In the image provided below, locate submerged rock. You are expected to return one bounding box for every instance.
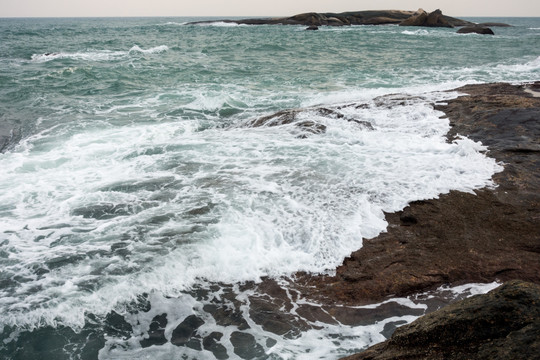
[342,281,540,360]
[0,121,20,153]
[457,26,495,35]
[306,25,319,31]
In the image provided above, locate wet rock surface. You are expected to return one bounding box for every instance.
[243,105,373,137]
[294,82,540,305]
[342,281,540,360]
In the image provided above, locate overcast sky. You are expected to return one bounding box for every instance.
[2,0,540,18]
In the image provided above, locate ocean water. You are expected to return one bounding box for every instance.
[0,16,538,359]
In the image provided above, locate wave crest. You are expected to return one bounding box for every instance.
[31,45,169,63]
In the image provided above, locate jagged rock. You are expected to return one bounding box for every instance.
[140,313,168,348]
[399,8,428,26]
[171,315,205,347]
[424,9,452,27]
[399,9,453,27]
[457,26,495,35]
[341,281,540,360]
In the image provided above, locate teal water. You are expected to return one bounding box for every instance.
[0,17,539,359]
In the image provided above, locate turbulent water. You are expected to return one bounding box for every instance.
[0,16,539,359]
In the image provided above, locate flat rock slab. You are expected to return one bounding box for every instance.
[294,82,540,305]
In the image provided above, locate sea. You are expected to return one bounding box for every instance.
[0,16,538,359]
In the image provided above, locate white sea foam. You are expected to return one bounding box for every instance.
[95,280,501,359]
[194,21,247,27]
[31,50,126,62]
[128,45,169,55]
[401,29,430,36]
[0,87,503,335]
[30,45,169,63]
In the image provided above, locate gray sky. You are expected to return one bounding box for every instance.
[2,0,540,18]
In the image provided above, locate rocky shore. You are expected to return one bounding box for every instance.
[285,81,539,358]
[291,82,540,304]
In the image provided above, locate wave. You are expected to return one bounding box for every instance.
[159,21,188,26]
[194,21,247,27]
[401,29,430,36]
[494,55,540,73]
[128,45,169,55]
[30,50,126,62]
[30,45,169,62]
[0,86,503,334]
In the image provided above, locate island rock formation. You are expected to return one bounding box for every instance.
[188,9,472,27]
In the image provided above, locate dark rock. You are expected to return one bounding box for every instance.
[306,25,319,31]
[0,121,20,153]
[203,303,250,330]
[203,332,228,360]
[457,26,495,35]
[140,313,168,348]
[244,105,373,136]
[341,281,540,360]
[424,9,452,27]
[399,9,453,28]
[171,315,205,346]
[104,311,133,339]
[247,279,312,338]
[229,332,267,359]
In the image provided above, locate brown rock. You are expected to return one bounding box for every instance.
[400,9,453,27]
[398,8,428,26]
[341,281,540,360]
[424,9,452,27]
[295,82,540,305]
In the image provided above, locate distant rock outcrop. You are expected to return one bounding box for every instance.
[341,281,540,360]
[399,9,453,27]
[188,9,473,28]
[457,26,495,35]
